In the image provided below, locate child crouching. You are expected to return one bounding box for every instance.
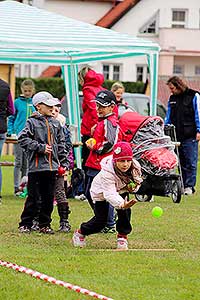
[72,141,143,250]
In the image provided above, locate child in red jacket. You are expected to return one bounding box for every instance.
[85,90,122,232]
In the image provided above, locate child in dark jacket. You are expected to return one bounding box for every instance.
[18,91,68,234]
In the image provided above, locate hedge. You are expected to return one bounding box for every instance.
[15,77,145,99]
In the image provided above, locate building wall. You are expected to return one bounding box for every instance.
[32,0,112,24]
[18,0,200,82]
[112,0,200,80]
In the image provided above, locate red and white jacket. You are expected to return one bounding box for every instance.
[85,113,122,170]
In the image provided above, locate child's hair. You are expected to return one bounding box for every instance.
[111,81,125,93]
[21,79,35,90]
[78,66,92,83]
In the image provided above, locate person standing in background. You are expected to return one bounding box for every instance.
[78,66,105,173]
[165,76,200,195]
[7,79,35,195]
[0,78,15,202]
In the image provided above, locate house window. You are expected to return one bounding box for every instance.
[103,64,121,80]
[15,64,21,77]
[24,64,31,77]
[34,65,39,77]
[139,11,158,34]
[136,66,144,82]
[195,66,200,75]
[103,65,110,80]
[173,64,184,75]
[113,65,120,81]
[172,10,187,28]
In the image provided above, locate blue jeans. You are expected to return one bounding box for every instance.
[179,138,199,189]
[0,133,6,195]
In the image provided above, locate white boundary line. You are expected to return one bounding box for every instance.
[0,260,113,300]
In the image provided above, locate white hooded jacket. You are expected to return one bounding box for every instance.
[90,155,142,209]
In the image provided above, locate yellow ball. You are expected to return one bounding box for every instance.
[86,138,96,147]
[152,206,163,218]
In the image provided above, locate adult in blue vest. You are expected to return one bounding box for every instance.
[165,76,200,195]
[0,78,15,201]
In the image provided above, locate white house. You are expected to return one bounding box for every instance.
[16,0,200,84]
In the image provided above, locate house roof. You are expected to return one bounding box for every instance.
[40,66,61,78]
[96,0,140,28]
[40,0,141,77]
[0,1,159,65]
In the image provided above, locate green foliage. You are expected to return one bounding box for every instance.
[15,77,65,99]
[15,78,145,99]
[103,80,145,93]
[0,158,200,300]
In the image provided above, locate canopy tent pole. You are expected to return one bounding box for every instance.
[62,64,82,168]
[147,52,159,116]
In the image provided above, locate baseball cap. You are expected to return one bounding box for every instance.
[113,142,133,161]
[95,90,116,107]
[32,91,61,107]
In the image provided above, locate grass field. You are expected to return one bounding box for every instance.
[0,156,200,300]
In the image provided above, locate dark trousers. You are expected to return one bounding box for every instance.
[55,175,70,223]
[81,135,91,172]
[80,193,132,236]
[19,171,56,228]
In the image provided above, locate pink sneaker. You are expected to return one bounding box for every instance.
[72,230,86,247]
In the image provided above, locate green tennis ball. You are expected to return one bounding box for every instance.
[152,206,163,218]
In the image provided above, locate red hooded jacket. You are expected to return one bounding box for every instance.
[80,69,105,136]
[85,113,122,170]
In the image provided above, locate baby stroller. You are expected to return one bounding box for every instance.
[119,108,182,203]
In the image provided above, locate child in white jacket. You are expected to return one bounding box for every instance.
[72,141,143,250]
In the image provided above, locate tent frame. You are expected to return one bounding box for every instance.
[0,0,160,167]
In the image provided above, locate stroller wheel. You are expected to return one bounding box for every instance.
[171,179,182,203]
[135,194,153,202]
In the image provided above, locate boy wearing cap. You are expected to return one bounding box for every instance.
[18,91,68,234]
[84,90,122,231]
[72,141,143,250]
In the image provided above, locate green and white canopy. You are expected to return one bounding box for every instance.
[0,0,160,166]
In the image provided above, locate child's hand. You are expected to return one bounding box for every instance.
[45,144,52,154]
[120,197,137,209]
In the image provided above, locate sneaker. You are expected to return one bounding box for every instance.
[39,226,54,234]
[75,194,87,201]
[0,196,2,205]
[184,187,193,195]
[101,226,116,234]
[58,221,71,233]
[117,237,128,250]
[72,230,86,247]
[31,220,40,231]
[19,226,31,233]
[14,187,22,196]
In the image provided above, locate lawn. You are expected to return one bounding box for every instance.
[0,156,200,300]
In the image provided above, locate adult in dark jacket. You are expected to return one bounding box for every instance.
[165,76,200,195]
[0,78,14,200]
